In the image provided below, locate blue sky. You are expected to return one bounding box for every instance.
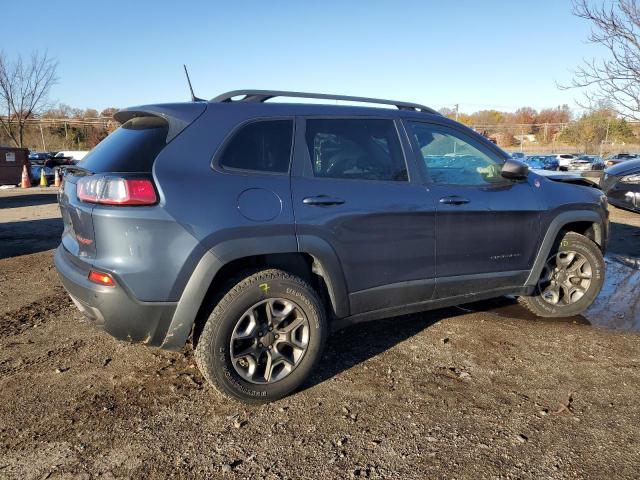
[5,1,602,113]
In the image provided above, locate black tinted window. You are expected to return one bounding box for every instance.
[305,119,407,181]
[219,120,293,173]
[80,116,168,173]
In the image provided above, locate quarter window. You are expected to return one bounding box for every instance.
[305,119,408,181]
[409,122,505,186]
[219,120,293,173]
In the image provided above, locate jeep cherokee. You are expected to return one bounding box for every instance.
[55,90,608,403]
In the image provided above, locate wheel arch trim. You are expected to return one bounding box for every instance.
[525,210,604,287]
[160,235,349,350]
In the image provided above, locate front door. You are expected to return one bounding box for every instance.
[291,117,437,315]
[405,120,542,298]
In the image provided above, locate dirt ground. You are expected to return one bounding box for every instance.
[1,187,639,479]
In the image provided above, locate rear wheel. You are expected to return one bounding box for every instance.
[195,269,327,403]
[518,231,605,317]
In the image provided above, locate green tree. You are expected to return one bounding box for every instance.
[558,109,636,152]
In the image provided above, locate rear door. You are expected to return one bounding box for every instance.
[291,117,436,316]
[404,120,542,298]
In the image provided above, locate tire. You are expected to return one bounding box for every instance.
[195,269,327,403]
[518,231,605,318]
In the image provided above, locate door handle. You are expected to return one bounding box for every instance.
[439,196,470,205]
[303,195,345,206]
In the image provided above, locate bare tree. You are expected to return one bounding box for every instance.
[563,0,640,120]
[0,51,58,147]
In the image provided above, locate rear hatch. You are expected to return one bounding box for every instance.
[58,103,206,260]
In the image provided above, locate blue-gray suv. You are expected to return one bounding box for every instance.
[55,90,609,403]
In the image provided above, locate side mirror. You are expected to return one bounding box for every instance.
[501,158,529,180]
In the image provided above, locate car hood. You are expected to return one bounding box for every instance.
[605,158,640,176]
[534,170,600,188]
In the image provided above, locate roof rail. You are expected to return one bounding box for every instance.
[210,89,440,114]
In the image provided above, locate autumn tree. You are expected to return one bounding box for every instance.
[100,107,118,117]
[558,108,635,152]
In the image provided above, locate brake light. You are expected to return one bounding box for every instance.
[77,176,157,205]
[88,270,115,287]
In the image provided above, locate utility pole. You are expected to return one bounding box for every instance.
[39,124,46,151]
[601,117,611,157]
[453,104,459,155]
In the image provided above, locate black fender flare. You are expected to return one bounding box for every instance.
[297,234,350,319]
[525,210,605,287]
[160,235,349,350]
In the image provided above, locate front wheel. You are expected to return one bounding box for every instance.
[195,269,327,403]
[518,231,605,317]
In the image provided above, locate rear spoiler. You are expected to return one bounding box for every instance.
[114,102,207,142]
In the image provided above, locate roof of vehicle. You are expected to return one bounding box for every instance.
[204,99,447,119]
[117,95,510,159]
[606,157,640,175]
[210,89,440,114]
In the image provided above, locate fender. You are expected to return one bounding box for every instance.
[160,234,350,350]
[525,210,604,287]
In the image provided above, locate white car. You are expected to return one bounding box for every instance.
[54,150,89,162]
[555,154,576,170]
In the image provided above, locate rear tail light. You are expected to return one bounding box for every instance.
[88,270,115,287]
[77,175,157,205]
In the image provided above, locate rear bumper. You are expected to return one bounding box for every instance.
[54,245,177,346]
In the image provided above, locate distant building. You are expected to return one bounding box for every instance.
[514,134,537,143]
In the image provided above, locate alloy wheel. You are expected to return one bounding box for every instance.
[229,298,310,384]
[538,250,593,306]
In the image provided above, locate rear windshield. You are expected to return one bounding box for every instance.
[79,116,169,173]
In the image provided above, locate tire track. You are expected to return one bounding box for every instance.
[0,286,73,336]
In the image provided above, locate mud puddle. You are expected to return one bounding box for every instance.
[461,255,640,331]
[584,255,640,330]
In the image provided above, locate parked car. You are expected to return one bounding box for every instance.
[569,155,605,172]
[601,158,640,212]
[522,156,545,170]
[54,150,89,163]
[605,153,638,168]
[543,155,560,171]
[555,154,577,170]
[525,155,559,171]
[28,151,53,162]
[29,160,56,184]
[55,90,609,403]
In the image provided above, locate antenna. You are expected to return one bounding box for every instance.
[183,65,204,102]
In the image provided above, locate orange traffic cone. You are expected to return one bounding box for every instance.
[39,167,48,187]
[21,165,31,188]
[54,168,61,188]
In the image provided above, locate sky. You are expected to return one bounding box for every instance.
[4,0,604,114]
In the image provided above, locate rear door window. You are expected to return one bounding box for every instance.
[305,119,408,181]
[80,116,169,173]
[218,120,293,173]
